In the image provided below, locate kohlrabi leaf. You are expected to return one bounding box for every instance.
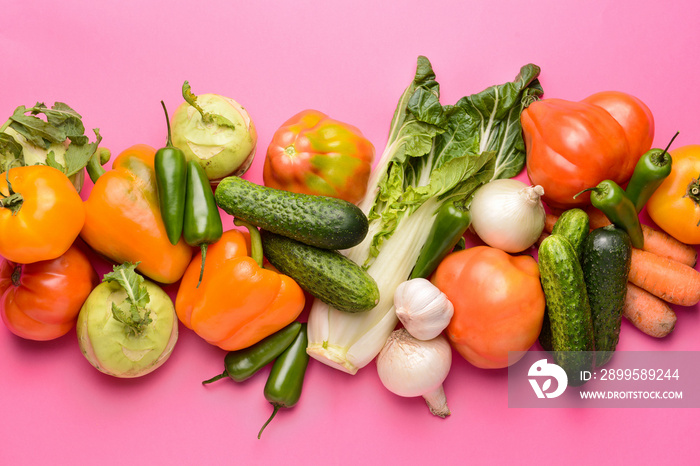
[63,128,103,176]
[1,102,105,181]
[182,81,236,129]
[45,151,65,172]
[103,262,152,336]
[0,133,23,166]
[9,109,66,148]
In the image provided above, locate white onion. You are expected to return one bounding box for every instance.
[470,178,546,252]
[376,328,452,417]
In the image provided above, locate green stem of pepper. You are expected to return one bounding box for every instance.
[183,160,223,287]
[410,200,471,279]
[155,101,188,245]
[202,322,302,384]
[234,218,264,267]
[258,323,310,439]
[625,131,679,213]
[575,180,644,249]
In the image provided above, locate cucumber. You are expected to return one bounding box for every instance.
[538,208,590,352]
[581,225,632,367]
[215,176,369,250]
[260,230,379,313]
[538,234,595,386]
[551,208,590,258]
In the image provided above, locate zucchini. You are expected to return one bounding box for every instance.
[581,225,632,367]
[538,208,590,352]
[538,234,595,386]
[215,176,369,250]
[260,230,379,313]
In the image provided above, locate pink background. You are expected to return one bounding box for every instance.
[2,1,699,464]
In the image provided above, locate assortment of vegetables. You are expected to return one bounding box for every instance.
[3,55,700,435]
[307,57,544,374]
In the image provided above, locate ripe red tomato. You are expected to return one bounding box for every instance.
[0,244,98,341]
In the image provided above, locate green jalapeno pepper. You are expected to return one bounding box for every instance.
[410,200,471,279]
[183,160,223,287]
[154,101,188,245]
[575,180,644,249]
[258,323,309,439]
[202,321,302,384]
[625,131,678,213]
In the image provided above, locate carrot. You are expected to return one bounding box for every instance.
[628,248,700,306]
[545,212,697,267]
[544,213,558,233]
[640,224,697,267]
[583,205,611,229]
[622,283,676,338]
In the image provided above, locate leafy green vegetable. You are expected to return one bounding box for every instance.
[307,56,543,374]
[0,101,105,180]
[103,262,153,336]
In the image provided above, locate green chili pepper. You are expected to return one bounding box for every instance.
[410,200,471,279]
[202,322,302,384]
[625,131,678,213]
[154,101,188,245]
[575,180,644,249]
[183,160,223,287]
[258,323,310,439]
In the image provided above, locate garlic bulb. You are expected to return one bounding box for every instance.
[470,178,546,253]
[376,328,452,418]
[394,278,454,340]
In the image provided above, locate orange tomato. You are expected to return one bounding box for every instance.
[1,244,98,340]
[175,229,305,351]
[522,92,654,209]
[647,145,700,244]
[0,165,85,264]
[80,144,193,284]
[431,246,545,369]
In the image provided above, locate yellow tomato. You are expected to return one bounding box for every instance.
[647,145,700,244]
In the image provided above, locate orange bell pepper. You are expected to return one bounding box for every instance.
[263,109,374,204]
[175,227,305,351]
[80,144,193,284]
